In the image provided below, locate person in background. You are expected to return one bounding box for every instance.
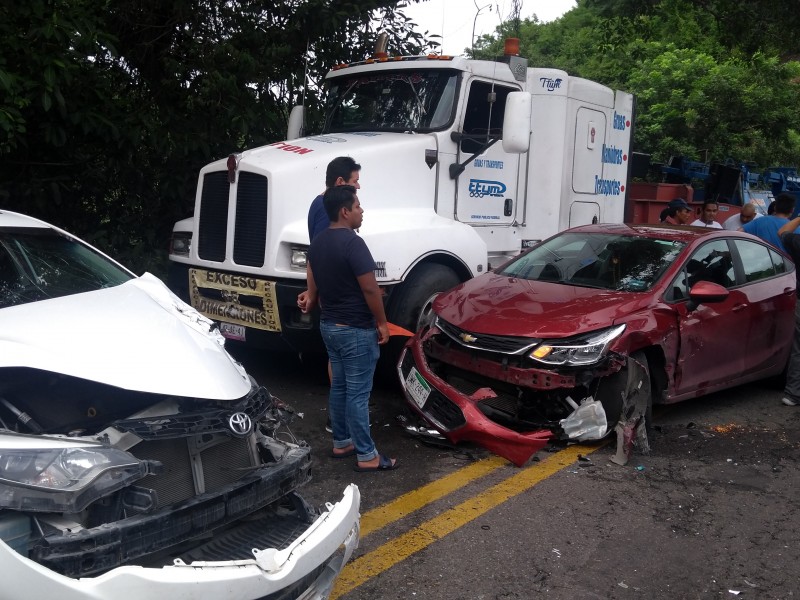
[775,213,800,406]
[742,192,795,252]
[659,198,694,225]
[722,202,760,231]
[300,185,397,471]
[690,200,722,228]
[308,156,361,240]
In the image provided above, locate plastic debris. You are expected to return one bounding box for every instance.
[560,396,607,440]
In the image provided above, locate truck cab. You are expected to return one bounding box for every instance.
[167,42,634,356]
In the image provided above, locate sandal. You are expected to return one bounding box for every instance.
[353,454,399,472]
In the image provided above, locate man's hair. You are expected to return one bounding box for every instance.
[774,192,796,216]
[702,200,718,210]
[323,185,357,222]
[325,156,361,188]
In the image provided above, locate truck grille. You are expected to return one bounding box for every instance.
[233,172,268,267]
[197,170,269,266]
[198,171,230,261]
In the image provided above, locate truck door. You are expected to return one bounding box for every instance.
[569,107,606,227]
[455,80,520,226]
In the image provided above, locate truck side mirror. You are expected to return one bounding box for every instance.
[287,105,305,140]
[502,92,531,153]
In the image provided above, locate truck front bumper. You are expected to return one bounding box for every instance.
[0,484,360,600]
[167,262,325,353]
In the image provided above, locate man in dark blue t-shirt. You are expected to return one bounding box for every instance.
[307,156,361,241]
[301,157,361,433]
[299,185,397,472]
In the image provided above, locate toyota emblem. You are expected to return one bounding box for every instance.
[228,412,253,437]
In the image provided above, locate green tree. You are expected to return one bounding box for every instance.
[473,0,800,167]
[0,0,434,273]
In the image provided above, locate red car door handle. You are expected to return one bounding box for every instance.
[785,288,795,296]
[732,304,747,312]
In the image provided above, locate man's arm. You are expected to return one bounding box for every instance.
[778,216,800,237]
[297,263,319,314]
[356,271,389,344]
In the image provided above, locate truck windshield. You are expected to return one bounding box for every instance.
[323,69,459,133]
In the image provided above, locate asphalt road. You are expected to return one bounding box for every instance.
[229,345,800,600]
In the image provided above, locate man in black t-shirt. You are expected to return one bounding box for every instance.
[299,186,398,471]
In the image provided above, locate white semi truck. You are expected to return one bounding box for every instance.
[167,39,635,357]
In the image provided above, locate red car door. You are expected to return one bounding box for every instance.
[730,239,795,378]
[670,239,744,397]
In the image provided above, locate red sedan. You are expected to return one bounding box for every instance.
[398,224,796,466]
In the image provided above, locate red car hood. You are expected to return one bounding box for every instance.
[433,273,645,338]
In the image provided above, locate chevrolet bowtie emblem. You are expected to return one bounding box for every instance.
[459,333,478,343]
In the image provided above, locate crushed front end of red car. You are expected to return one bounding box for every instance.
[398,319,639,467]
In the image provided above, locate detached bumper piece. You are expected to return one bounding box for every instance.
[0,484,361,600]
[399,344,553,467]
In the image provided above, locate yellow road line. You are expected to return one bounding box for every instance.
[359,454,508,538]
[332,444,599,598]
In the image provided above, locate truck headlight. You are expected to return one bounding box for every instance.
[169,232,192,257]
[0,439,151,513]
[291,247,308,270]
[529,324,626,366]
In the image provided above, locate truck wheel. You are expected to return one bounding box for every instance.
[387,264,461,333]
[376,264,461,386]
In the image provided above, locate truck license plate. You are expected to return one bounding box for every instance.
[405,367,431,409]
[219,322,246,341]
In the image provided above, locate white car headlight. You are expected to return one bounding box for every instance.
[0,436,152,513]
[529,324,626,366]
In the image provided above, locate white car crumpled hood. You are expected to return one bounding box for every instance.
[0,273,251,400]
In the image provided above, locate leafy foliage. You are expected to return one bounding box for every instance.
[0,0,434,273]
[474,0,800,167]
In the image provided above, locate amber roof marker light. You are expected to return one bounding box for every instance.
[504,37,520,56]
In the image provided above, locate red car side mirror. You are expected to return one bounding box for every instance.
[687,280,729,311]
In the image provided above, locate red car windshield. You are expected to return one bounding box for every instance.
[498,232,686,291]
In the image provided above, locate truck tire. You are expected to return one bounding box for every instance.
[376,264,461,385]
[387,263,461,333]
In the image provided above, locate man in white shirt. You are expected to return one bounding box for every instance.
[691,200,723,228]
[722,202,760,230]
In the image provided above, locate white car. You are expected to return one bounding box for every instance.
[0,209,359,599]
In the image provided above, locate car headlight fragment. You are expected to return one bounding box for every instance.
[529,324,626,366]
[0,436,151,513]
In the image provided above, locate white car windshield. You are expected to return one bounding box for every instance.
[0,228,132,308]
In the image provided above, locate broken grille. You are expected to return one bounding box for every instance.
[436,316,539,355]
[130,435,255,508]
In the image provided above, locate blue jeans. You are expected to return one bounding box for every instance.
[320,321,380,462]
